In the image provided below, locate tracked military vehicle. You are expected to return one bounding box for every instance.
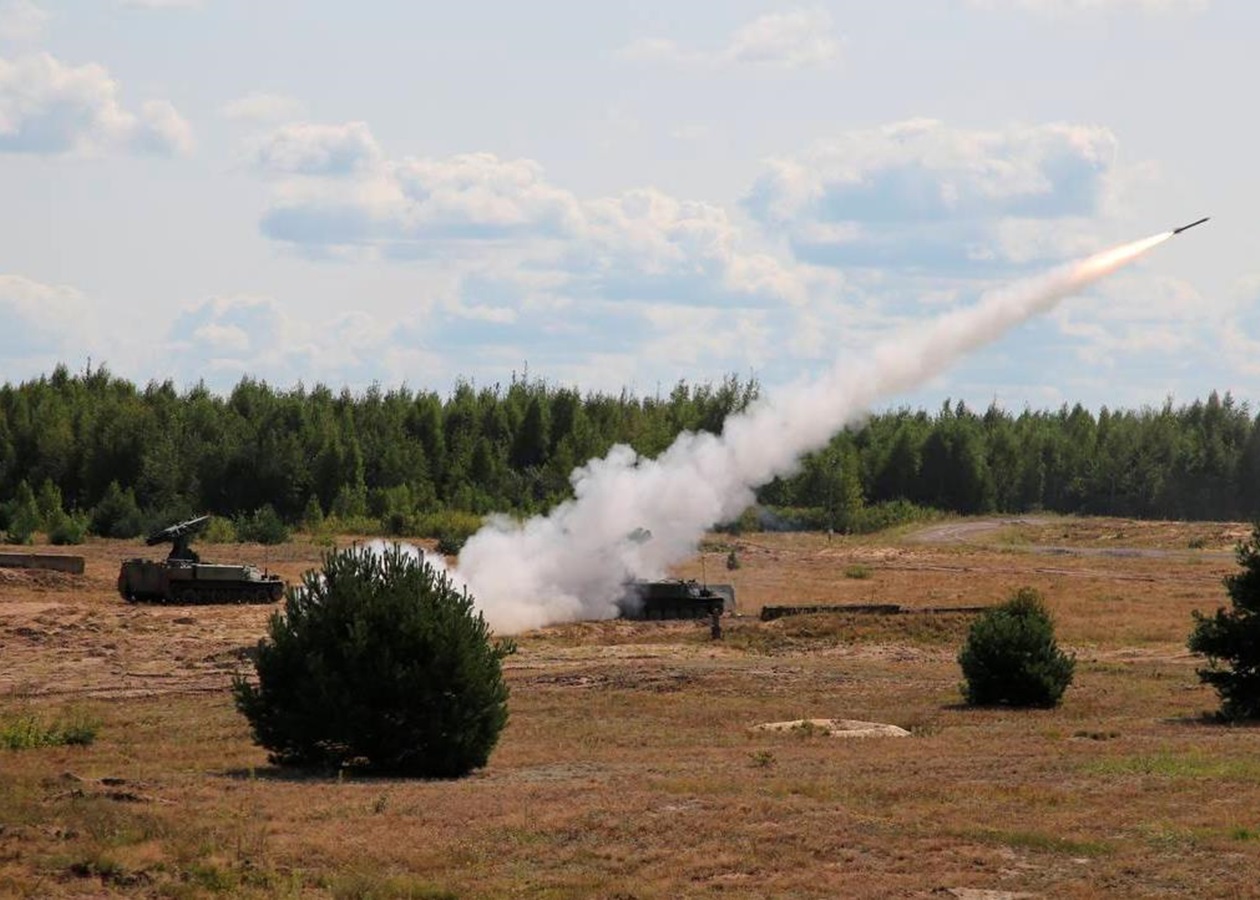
[117,515,285,605]
[617,579,734,620]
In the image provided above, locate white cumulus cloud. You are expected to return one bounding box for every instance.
[255,121,812,310]
[0,273,87,324]
[0,274,98,377]
[253,120,379,174]
[620,7,841,69]
[260,141,581,244]
[0,52,192,156]
[1214,276,1260,378]
[241,114,1191,398]
[0,0,46,43]
[135,98,194,155]
[745,118,1123,270]
[578,187,809,304]
[167,294,438,388]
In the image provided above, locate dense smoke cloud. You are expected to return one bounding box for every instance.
[453,233,1172,633]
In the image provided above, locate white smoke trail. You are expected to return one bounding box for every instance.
[456,231,1173,633]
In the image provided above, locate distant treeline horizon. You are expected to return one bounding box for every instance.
[2,364,1258,542]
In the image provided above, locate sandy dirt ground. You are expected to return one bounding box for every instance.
[3,518,1258,899]
[0,518,1241,701]
[0,539,319,700]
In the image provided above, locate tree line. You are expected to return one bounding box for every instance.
[1,363,1257,542]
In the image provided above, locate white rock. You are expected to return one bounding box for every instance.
[752,718,911,738]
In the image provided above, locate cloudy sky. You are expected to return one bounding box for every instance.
[0,0,1252,412]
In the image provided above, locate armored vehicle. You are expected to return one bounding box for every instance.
[117,515,285,605]
[618,579,735,620]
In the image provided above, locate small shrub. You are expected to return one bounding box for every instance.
[301,495,326,532]
[715,506,763,535]
[89,481,144,539]
[3,511,37,545]
[412,510,483,542]
[0,713,47,749]
[140,501,195,536]
[323,513,382,536]
[726,549,741,570]
[331,483,368,520]
[958,587,1075,707]
[434,532,466,556]
[34,479,63,524]
[67,853,130,886]
[201,516,237,544]
[4,481,39,544]
[382,509,414,537]
[47,510,89,545]
[843,564,872,579]
[234,544,512,777]
[749,749,776,768]
[1189,523,1260,720]
[234,505,290,545]
[0,710,99,750]
[750,506,826,532]
[328,872,457,900]
[846,500,941,535]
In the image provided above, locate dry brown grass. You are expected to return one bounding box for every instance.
[2,520,1259,898]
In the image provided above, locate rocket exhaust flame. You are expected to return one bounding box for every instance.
[453,232,1179,633]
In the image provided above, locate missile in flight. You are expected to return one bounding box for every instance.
[1172,217,1210,235]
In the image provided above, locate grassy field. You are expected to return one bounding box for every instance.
[2,517,1259,898]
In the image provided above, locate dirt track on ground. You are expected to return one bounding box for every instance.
[907,515,1240,561]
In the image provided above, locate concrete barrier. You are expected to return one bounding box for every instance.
[0,552,86,575]
[760,603,990,621]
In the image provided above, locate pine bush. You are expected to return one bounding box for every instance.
[3,481,39,544]
[233,504,290,545]
[1188,524,1260,720]
[300,495,325,532]
[234,544,511,777]
[958,587,1075,707]
[47,510,89,545]
[88,481,144,539]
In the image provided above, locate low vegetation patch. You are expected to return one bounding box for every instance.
[724,611,972,654]
[1084,751,1260,781]
[846,500,942,535]
[0,709,98,750]
[325,871,458,900]
[971,827,1112,857]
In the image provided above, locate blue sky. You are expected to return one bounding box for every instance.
[0,0,1252,412]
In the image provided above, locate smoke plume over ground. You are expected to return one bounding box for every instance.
[452,232,1173,633]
